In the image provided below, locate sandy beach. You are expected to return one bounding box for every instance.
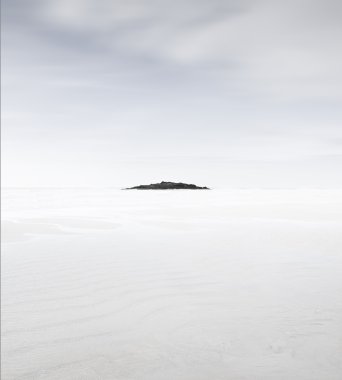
[2,188,342,379]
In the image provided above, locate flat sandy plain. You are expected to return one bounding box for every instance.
[2,188,342,380]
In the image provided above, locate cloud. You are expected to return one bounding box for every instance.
[4,0,340,100]
[2,0,342,186]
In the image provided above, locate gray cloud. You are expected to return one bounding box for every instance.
[2,0,342,187]
[6,0,341,98]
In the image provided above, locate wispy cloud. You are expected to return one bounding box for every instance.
[2,0,342,186]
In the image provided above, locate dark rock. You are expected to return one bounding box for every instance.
[124,181,210,190]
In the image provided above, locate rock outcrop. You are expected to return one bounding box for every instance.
[124,181,210,190]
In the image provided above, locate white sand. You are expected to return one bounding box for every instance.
[2,188,342,380]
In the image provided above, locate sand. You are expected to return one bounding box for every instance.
[2,188,342,380]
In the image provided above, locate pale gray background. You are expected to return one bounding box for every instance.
[2,0,342,188]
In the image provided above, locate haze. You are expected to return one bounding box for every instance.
[2,0,342,188]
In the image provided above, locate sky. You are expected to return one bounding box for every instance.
[2,0,342,188]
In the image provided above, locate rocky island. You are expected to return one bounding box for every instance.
[124,181,210,190]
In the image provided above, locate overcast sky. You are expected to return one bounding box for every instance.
[2,0,342,188]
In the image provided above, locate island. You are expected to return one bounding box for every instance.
[124,181,210,190]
